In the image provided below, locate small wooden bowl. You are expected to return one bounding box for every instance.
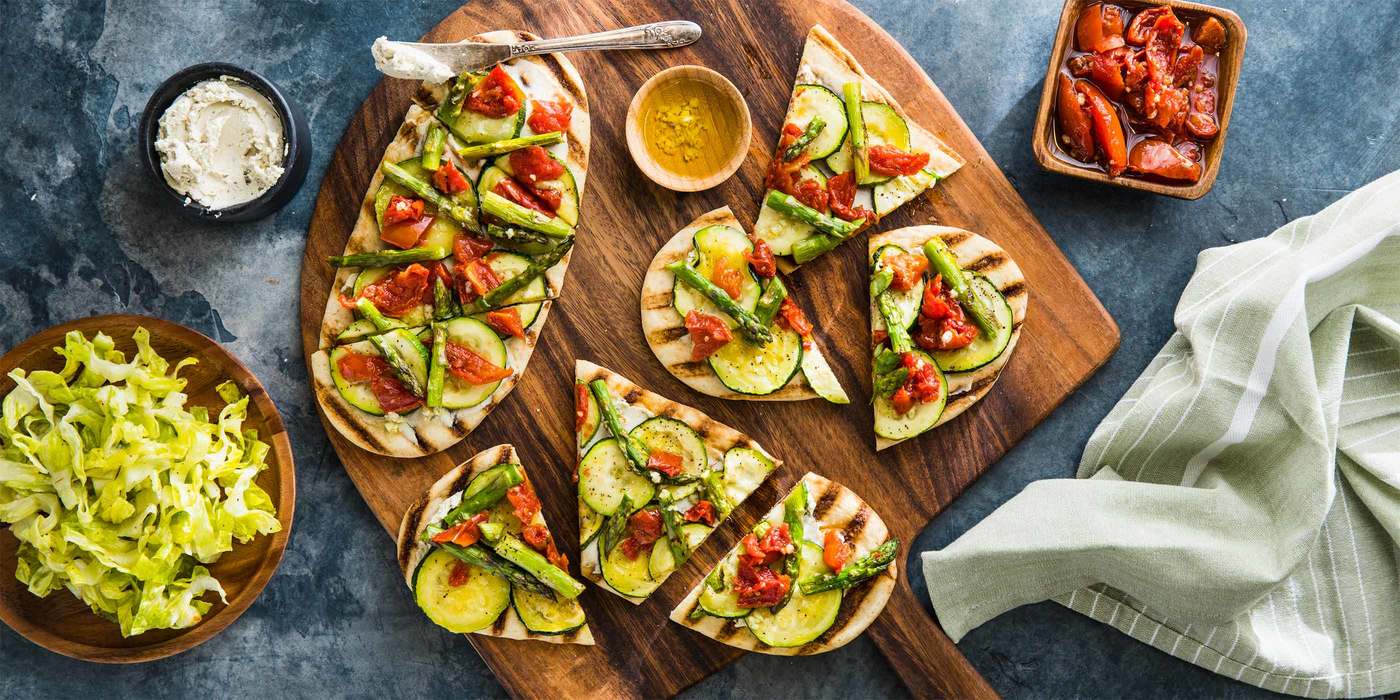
[1031,0,1247,199]
[0,315,295,663]
[625,65,752,192]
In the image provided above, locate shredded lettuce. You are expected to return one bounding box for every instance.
[0,328,281,637]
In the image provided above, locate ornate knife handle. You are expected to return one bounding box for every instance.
[507,21,702,57]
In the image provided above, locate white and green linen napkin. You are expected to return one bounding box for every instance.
[922,170,1400,698]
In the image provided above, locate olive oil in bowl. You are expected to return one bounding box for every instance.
[626,66,751,192]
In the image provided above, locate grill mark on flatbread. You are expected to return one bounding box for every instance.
[642,291,674,311]
[623,388,643,404]
[491,609,510,634]
[398,497,428,571]
[317,382,391,453]
[841,506,870,541]
[718,619,745,640]
[812,482,841,521]
[649,327,689,345]
[671,360,711,377]
[966,254,1007,272]
[938,231,972,247]
[1001,281,1026,299]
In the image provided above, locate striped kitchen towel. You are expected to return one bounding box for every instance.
[921,170,1400,698]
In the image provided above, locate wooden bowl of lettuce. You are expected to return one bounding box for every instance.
[0,315,295,663]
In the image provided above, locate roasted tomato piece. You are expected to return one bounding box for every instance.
[903,352,942,403]
[454,233,493,263]
[793,177,829,212]
[1125,6,1172,45]
[646,450,684,477]
[336,351,385,383]
[915,274,978,352]
[684,310,733,361]
[1088,48,1130,101]
[745,238,777,279]
[1075,2,1125,53]
[508,145,566,185]
[884,251,929,292]
[710,257,745,300]
[684,500,718,526]
[380,215,434,250]
[1067,54,1095,78]
[526,99,573,134]
[521,523,549,550]
[492,178,554,216]
[371,372,422,413]
[1144,12,1186,83]
[455,258,502,302]
[867,145,931,177]
[484,308,526,338]
[432,512,491,547]
[432,161,470,195]
[384,195,424,225]
[362,263,431,316]
[1192,16,1227,51]
[890,386,915,415]
[776,297,813,337]
[444,341,512,384]
[823,529,854,572]
[507,482,541,524]
[1172,45,1203,87]
[827,172,874,223]
[574,382,590,431]
[1076,81,1127,176]
[734,557,790,608]
[1056,75,1096,162]
[1128,139,1202,182]
[448,561,471,587]
[1185,112,1218,139]
[620,508,664,559]
[465,65,523,118]
[1144,80,1189,131]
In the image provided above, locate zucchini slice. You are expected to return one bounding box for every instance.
[785,84,848,159]
[707,325,803,396]
[576,380,600,448]
[873,167,938,217]
[578,438,656,516]
[744,542,841,647]
[629,417,710,480]
[801,345,851,405]
[601,539,660,599]
[327,344,385,416]
[413,548,510,633]
[354,267,430,327]
[374,158,475,250]
[752,166,827,257]
[438,316,510,409]
[672,224,763,326]
[495,153,581,227]
[928,275,1014,373]
[722,447,777,504]
[579,503,603,547]
[872,349,948,440]
[647,522,712,579]
[468,251,546,332]
[826,101,911,185]
[872,245,925,333]
[511,587,587,635]
[697,552,749,618]
[436,75,525,144]
[335,318,423,344]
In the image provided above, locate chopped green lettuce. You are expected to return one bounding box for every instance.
[0,328,280,637]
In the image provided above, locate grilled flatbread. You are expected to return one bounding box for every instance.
[574,360,781,604]
[753,25,964,270]
[868,225,1028,450]
[670,472,895,655]
[310,30,589,457]
[397,443,594,645]
[639,206,849,403]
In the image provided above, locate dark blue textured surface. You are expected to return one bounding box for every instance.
[1,1,1395,698]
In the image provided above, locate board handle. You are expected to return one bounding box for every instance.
[868,579,998,699]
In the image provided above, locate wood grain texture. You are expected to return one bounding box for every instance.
[0,314,296,663]
[298,1,1119,697]
[1031,0,1248,199]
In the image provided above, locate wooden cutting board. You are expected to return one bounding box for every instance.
[298,1,1119,698]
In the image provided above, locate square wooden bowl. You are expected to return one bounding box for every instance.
[1031,0,1247,199]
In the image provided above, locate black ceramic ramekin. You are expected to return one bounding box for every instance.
[138,63,310,223]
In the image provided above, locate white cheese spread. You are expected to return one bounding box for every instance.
[372,36,455,84]
[155,76,285,209]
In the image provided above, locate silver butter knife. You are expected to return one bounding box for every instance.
[374,21,702,81]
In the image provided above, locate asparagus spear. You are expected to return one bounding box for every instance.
[658,494,691,565]
[870,267,893,299]
[438,542,553,596]
[426,322,447,408]
[665,262,773,345]
[432,277,459,321]
[422,463,524,533]
[484,223,564,255]
[588,380,652,476]
[783,118,825,161]
[843,82,870,185]
[772,481,808,612]
[381,161,476,229]
[764,190,862,239]
[922,238,1001,337]
[753,277,789,327]
[480,191,573,239]
[421,124,446,171]
[798,539,899,595]
[441,72,476,119]
[328,245,450,268]
[877,292,913,353]
[452,131,564,161]
[369,329,428,397]
[873,348,902,375]
[701,471,734,520]
[355,297,398,332]
[478,523,586,599]
[599,495,633,556]
[872,367,909,399]
[461,239,572,314]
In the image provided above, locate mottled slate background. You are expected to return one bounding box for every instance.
[1,1,1396,698]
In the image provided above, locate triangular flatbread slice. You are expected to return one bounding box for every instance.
[867,226,1028,450]
[574,360,781,604]
[310,30,589,457]
[670,472,896,655]
[640,206,850,403]
[397,444,594,645]
[753,25,964,270]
